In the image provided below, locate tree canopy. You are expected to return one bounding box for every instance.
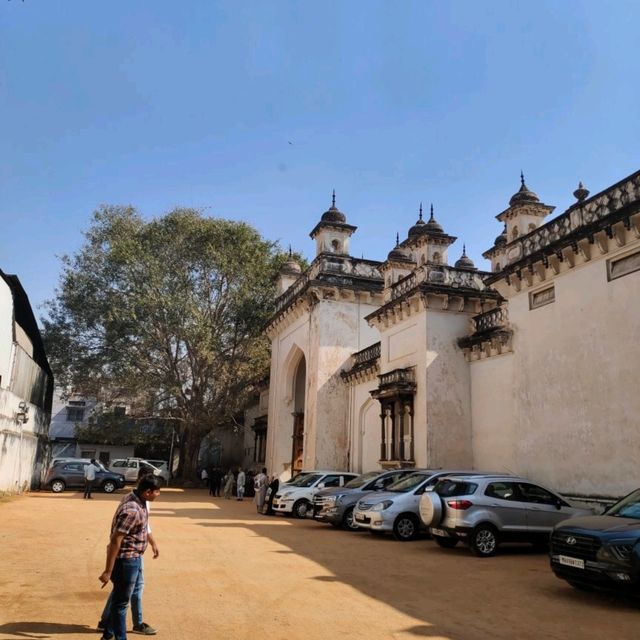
[44,205,299,477]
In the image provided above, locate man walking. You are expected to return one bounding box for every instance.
[84,459,99,499]
[99,474,162,640]
[236,467,246,501]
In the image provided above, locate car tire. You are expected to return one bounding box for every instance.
[342,507,360,531]
[393,514,420,541]
[419,492,444,527]
[469,524,499,557]
[434,535,459,549]
[102,480,117,494]
[293,499,311,519]
[50,479,66,493]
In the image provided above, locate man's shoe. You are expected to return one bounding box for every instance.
[132,622,157,635]
[97,620,105,631]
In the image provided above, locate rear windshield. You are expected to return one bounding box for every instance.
[344,472,380,489]
[387,473,429,493]
[606,489,640,520]
[434,479,478,497]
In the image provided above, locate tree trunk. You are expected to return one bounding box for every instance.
[176,425,205,481]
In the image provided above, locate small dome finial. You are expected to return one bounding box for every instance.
[419,202,423,221]
[288,244,293,257]
[332,190,336,208]
[462,243,467,256]
[396,232,400,246]
[573,181,590,202]
[520,171,525,187]
[430,203,434,220]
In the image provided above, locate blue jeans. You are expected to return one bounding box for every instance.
[102,557,143,640]
[100,558,144,628]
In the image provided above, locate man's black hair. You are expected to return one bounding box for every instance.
[137,474,162,493]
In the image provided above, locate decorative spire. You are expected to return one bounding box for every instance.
[396,232,400,246]
[332,189,336,208]
[573,181,590,202]
[520,171,526,187]
[288,244,292,257]
[419,202,423,221]
[429,203,435,220]
[462,244,467,256]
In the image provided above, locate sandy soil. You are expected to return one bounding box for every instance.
[0,488,637,640]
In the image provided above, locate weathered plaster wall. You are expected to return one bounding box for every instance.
[0,389,49,492]
[347,382,379,473]
[424,311,473,469]
[265,313,309,481]
[504,244,640,496]
[469,353,516,473]
[309,298,379,471]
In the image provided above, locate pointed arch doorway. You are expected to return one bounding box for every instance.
[291,355,306,474]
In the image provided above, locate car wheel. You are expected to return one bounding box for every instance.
[419,492,444,527]
[50,479,66,493]
[469,524,498,557]
[393,514,419,541]
[102,480,117,493]
[293,499,311,519]
[342,507,360,531]
[434,535,459,549]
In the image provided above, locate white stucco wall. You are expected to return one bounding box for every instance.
[469,353,516,473]
[494,244,640,496]
[424,311,474,469]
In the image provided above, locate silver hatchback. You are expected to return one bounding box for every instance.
[420,474,592,557]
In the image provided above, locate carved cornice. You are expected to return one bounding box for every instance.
[341,342,381,384]
[458,306,513,360]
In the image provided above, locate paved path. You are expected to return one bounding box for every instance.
[0,488,637,639]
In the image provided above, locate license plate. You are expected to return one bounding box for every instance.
[557,555,585,569]
[430,528,448,537]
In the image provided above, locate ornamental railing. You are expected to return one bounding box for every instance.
[472,307,509,333]
[379,367,415,388]
[353,342,381,367]
[504,171,640,265]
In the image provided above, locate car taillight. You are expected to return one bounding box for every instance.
[447,499,473,510]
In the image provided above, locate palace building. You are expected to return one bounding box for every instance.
[264,170,640,498]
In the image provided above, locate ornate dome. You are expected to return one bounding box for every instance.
[320,190,347,223]
[509,172,540,206]
[280,248,302,274]
[455,245,476,269]
[494,224,507,246]
[408,204,443,238]
[387,233,411,262]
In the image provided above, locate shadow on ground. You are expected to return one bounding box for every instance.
[0,622,94,638]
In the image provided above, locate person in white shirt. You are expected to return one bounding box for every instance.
[236,468,246,501]
[84,459,99,499]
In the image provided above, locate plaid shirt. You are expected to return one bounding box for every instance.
[111,491,149,559]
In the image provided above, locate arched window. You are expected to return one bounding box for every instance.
[420,254,426,265]
[494,262,501,272]
[432,252,441,264]
[331,239,341,253]
[528,223,536,232]
[511,226,519,240]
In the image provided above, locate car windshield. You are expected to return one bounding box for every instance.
[344,472,380,489]
[606,489,640,520]
[434,479,479,497]
[386,473,429,493]
[287,473,322,488]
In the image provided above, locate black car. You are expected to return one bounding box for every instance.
[44,460,126,494]
[550,488,640,593]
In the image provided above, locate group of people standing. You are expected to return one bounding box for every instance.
[200,465,280,514]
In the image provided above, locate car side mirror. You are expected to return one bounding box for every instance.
[317,482,325,489]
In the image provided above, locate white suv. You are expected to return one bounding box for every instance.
[272,470,358,518]
[109,458,163,483]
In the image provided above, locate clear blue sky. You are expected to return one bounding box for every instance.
[1,1,638,317]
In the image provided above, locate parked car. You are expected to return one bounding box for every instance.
[550,488,640,593]
[420,474,592,556]
[44,460,125,494]
[272,470,359,518]
[109,458,163,483]
[313,469,418,530]
[352,470,485,541]
[143,459,171,483]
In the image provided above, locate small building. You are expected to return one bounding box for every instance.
[0,270,53,492]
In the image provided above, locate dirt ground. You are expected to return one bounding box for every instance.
[0,488,638,640]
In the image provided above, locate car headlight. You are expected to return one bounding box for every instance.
[371,500,394,511]
[334,494,346,505]
[281,492,293,499]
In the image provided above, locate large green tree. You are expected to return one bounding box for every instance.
[44,205,295,478]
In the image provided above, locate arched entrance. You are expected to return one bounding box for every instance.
[291,355,306,474]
